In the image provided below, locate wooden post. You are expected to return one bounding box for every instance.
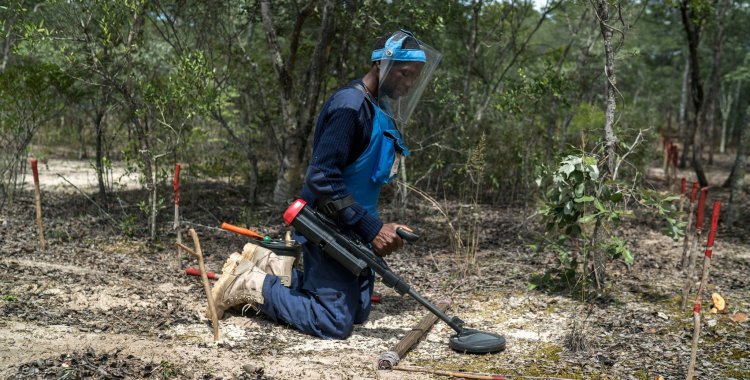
[30,159,46,250]
[662,138,670,180]
[686,201,720,380]
[666,144,677,193]
[686,302,702,380]
[177,229,220,342]
[678,177,687,213]
[670,145,678,192]
[679,183,699,269]
[378,300,451,370]
[682,187,708,308]
[173,163,182,269]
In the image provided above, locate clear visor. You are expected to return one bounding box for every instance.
[372,31,441,125]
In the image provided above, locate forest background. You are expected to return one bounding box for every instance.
[1,0,750,379]
[1,0,749,225]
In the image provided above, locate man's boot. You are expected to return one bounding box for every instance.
[241,243,296,287]
[208,253,266,319]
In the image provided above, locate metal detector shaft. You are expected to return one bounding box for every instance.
[345,238,465,333]
[283,199,464,333]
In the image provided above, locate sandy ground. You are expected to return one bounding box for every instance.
[23,158,141,192]
[1,157,749,379]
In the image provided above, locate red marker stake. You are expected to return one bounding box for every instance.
[682,187,709,308]
[662,138,670,179]
[678,177,687,213]
[680,182,699,269]
[31,159,46,250]
[186,267,218,280]
[174,163,182,269]
[670,146,678,191]
[686,201,720,380]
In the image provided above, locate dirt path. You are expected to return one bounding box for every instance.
[1,158,748,379]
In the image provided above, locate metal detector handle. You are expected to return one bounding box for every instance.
[396,227,419,242]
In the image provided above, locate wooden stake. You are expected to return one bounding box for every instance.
[682,187,708,308]
[679,183,699,269]
[661,138,672,183]
[670,145,678,192]
[686,302,702,380]
[678,177,687,213]
[378,300,450,370]
[178,229,220,341]
[30,159,46,250]
[686,201,721,380]
[174,163,182,269]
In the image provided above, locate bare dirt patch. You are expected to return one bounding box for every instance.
[1,158,748,379]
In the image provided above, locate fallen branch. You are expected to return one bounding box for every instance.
[378,300,451,369]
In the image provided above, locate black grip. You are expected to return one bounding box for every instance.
[396,227,419,242]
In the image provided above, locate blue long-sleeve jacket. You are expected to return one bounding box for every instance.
[300,80,383,242]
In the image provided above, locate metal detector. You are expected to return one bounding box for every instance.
[283,199,506,354]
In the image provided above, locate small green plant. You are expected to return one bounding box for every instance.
[533,152,683,293]
[119,214,138,237]
[2,294,18,301]
[534,153,632,292]
[156,360,179,379]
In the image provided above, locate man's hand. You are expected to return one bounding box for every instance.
[372,223,409,257]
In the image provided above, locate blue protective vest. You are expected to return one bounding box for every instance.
[342,99,409,217]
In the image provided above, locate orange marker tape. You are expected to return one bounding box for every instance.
[221,222,264,239]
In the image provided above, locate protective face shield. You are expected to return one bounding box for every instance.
[371,30,441,125]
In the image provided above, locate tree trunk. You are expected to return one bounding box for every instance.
[679,58,691,168]
[725,106,748,225]
[720,81,740,154]
[462,0,482,105]
[680,0,709,187]
[95,110,107,199]
[705,0,729,165]
[0,12,17,72]
[597,0,618,176]
[261,0,336,203]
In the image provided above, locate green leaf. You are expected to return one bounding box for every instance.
[565,224,581,237]
[560,163,575,177]
[594,198,606,213]
[610,192,623,203]
[564,201,574,215]
[588,164,599,180]
[578,214,597,224]
[571,171,584,183]
[575,183,585,198]
[574,195,595,203]
[622,248,634,266]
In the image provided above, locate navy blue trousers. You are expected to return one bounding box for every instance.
[258,237,374,339]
